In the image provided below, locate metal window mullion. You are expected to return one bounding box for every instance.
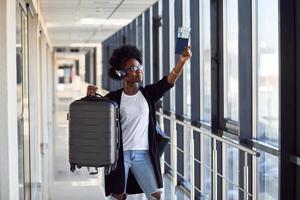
[238,0,253,198]
[210,0,221,133]
[190,0,201,122]
[279,0,297,199]
[162,0,170,109]
[222,0,228,120]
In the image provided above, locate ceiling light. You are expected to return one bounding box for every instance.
[78,18,105,25]
[96,8,103,13]
[78,18,131,26]
[105,19,131,26]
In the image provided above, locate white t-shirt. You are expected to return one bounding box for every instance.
[120,90,149,151]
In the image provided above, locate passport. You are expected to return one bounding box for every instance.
[175,38,189,54]
[175,27,191,54]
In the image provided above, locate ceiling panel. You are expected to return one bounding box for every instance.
[40,0,157,46]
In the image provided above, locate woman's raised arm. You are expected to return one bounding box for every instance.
[167,46,192,84]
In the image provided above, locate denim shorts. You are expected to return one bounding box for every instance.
[123,150,161,199]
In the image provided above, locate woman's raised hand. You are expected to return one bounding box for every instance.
[86,85,98,96]
[179,46,192,64]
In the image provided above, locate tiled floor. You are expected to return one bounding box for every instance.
[48,87,187,200]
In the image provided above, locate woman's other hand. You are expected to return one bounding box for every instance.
[179,46,192,64]
[86,85,98,96]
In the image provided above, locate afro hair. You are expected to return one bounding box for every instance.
[109,45,142,70]
[108,45,143,80]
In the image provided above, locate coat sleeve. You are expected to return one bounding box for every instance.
[144,76,174,103]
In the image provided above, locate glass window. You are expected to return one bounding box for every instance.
[137,17,143,50]
[252,0,279,199]
[183,0,191,118]
[223,144,239,200]
[201,135,212,199]
[200,0,211,124]
[169,0,176,112]
[184,127,191,185]
[253,0,279,147]
[257,152,279,199]
[137,15,145,86]
[223,0,239,122]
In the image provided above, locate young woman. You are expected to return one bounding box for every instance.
[87,45,192,200]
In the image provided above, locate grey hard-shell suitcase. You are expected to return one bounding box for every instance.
[68,93,120,175]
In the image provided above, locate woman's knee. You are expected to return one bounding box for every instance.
[111,193,126,200]
[150,191,161,200]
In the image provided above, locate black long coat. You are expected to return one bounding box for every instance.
[104,76,174,196]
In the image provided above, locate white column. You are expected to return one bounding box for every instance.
[40,34,48,147]
[0,0,19,199]
[40,34,50,200]
[28,14,42,197]
[96,44,102,89]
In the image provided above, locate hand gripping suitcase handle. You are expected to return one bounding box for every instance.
[82,93,106,100]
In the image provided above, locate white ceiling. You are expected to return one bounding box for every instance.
[40,0,157,47]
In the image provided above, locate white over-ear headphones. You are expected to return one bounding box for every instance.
[115,69,126,79]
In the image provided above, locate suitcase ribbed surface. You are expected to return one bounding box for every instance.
[69,99,118,168]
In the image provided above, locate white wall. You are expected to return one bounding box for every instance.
[0,0,19,199]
